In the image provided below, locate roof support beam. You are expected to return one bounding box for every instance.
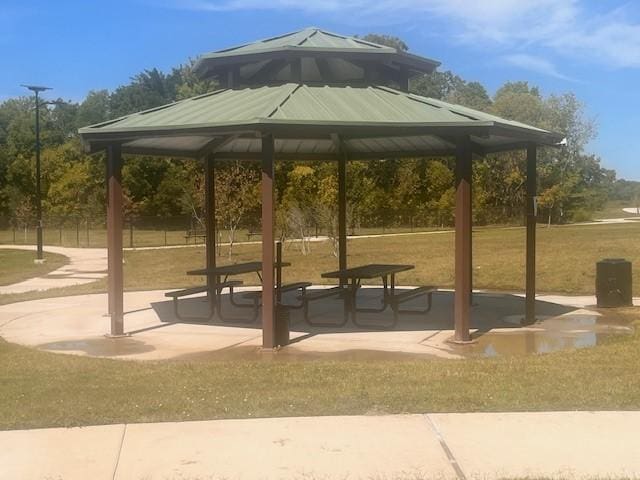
[332,134,348,287]
[205,154,217,314]
[261,133,278,349]
[523,144,537,325]
[453,137,473,343]
[106,144,124,337]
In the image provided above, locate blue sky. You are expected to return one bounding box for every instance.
[1,0,639,179]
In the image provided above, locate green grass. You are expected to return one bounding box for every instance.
[112,222,640,296]
[594,200,640,219]
[2,222,640,430]
[2,222,640,307]
[1,308,638,430]
[0,249,68,286]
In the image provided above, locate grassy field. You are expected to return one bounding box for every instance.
[1,223,640,430]
[1,222,640,306]
[0,249,68,286]
[1,308,638,430]
[594,200,640,219]
[119,222,640,296]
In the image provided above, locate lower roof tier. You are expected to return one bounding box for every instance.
[79,83,564,159]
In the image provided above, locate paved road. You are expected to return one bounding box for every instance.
[1,411,639,479]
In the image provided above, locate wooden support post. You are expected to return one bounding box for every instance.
[261,134,276,349]
[338,147,347,282]
[106,144,124,335]
[454,138,472,342]
[524,144,537,325]
[106,158,112,316]
[205,155,217,313]
[469,154,474,305]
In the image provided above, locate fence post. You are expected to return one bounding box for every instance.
[59,225,63,245]
[129,220,134,248]
[164,221,167,247]
[76,218,80,247]
[86,219,90,246]
[12,227,16,243]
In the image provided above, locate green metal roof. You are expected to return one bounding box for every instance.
[193,27,440,80]
[79,83,564,159]
[205,28,398,56]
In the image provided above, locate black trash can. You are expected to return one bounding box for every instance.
[596,258,632,307]
[274,305,290,347]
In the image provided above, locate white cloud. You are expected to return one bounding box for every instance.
[502,54,573,81]
[156,0,640,73]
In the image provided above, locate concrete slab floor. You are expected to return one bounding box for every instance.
[0,288,632,361]
[2,412,640,480]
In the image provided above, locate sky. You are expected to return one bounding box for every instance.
[1,0,639,179]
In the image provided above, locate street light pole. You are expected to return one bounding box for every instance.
[22,84,52,263]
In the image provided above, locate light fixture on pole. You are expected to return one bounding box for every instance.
[21,84,52,263]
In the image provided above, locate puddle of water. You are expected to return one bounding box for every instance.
[457,326,632,357]
[38,337,155,357]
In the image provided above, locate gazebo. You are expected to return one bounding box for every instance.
[79,28,563,349]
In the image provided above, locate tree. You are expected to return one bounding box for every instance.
[360,34,409,51]
[282,164,318,255]
[215,161,259,259]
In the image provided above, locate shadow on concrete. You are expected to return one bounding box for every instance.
[150,289,577,335]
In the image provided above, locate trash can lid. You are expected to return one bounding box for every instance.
[599,258,629,263]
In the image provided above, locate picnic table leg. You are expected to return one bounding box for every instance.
[349,279,359,324]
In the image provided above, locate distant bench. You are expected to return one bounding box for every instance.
[184,229,206,244]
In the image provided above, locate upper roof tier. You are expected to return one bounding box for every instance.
[193,27,441,90]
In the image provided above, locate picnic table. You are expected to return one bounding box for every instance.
[321,264,413,324]
[185,261,291,322]
[322,263,436,329]
[187,261,290,284]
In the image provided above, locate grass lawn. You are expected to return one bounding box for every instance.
[2,222,640,307]
[1,308,638,430]
[2,222,640,430]
[122,222,640,296]
[594,200,640,219]
[0,249,68,286]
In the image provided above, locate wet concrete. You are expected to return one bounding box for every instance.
[38,336,156,357]
[1,289,635,361]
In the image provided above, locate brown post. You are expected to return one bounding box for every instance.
[454,138,472,342]
[261,134,276,349]
[524,144,537,325]
[106,144,124,335]
[338,149,347,279]
[106,157,113,316]
[469,154,474,305]
[205,155,217,312]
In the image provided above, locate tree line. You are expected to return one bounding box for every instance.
[0,34,628,250]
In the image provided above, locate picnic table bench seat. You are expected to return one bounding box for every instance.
[386,285,436,325]
[300,286,348,327]
[351,285,437,330]
[242,282,312,309]
[165,280,243,321]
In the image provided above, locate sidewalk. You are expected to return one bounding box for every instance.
[0,245,107,294]
[2,411,639,479]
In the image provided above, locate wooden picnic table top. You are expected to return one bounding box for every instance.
[187,261,291,277]
[321,263,414,280]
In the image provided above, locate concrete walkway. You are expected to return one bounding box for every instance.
[0,244,107,294]
[2,411,639,479]
[3,289,633,361]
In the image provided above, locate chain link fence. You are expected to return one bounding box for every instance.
[0,207,526,249]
